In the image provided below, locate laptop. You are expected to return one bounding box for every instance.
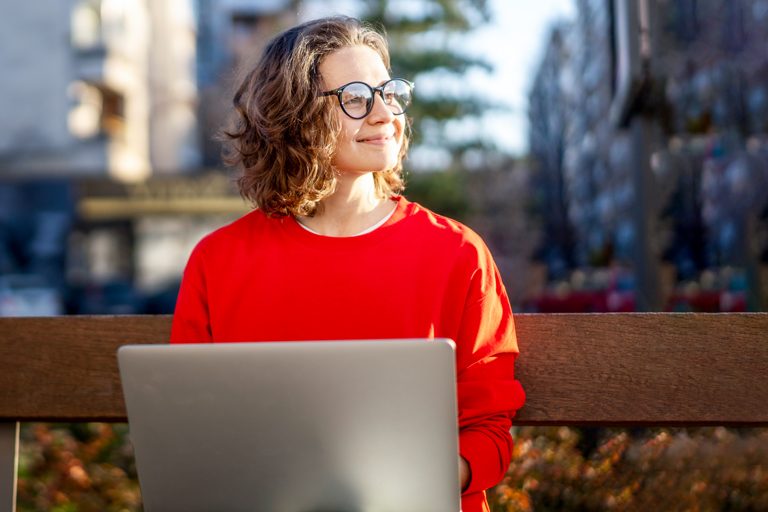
[118,339,461,512]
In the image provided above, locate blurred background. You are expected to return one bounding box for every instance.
[4,0,767,510]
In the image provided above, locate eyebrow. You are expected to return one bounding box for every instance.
[330,77,392,89]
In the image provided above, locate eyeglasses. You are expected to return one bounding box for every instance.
[322,78,415,119]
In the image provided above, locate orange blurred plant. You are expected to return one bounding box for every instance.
[489,427,768,512]
[17,423,142,512]
[17,424,768,511]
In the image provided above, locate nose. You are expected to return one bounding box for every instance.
[367,91,396,123]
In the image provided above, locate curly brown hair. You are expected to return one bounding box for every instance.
[224,16,409,217]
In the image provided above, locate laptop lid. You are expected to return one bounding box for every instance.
[118,339,461,512]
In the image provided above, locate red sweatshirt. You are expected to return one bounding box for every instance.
[171,196,525,512]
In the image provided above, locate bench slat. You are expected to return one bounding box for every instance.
[0,422,18,512]
[515,313,768,426]
[0,316,170,422]
[1,314,767,426]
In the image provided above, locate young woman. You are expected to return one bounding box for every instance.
[171,16,525,512]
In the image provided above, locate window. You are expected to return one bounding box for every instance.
[230,13,268,64]
[71,1,102,49]
[672,0,698,42]
[67,81,124,139]
[101,0,126,43]
[721,0,746,51]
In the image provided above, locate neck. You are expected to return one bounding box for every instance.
[297,172,396,237]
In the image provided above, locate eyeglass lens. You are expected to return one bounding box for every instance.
[339,79,412,118]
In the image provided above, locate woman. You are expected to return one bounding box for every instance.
[171,16,525,512]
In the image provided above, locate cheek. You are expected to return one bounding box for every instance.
[394,118,405,146]
[331,126,355,166]
[337,116,360,145]
[337,126,352,145]
[395,117,405,151]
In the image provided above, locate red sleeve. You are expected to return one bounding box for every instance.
[170,246,213,344]
[455,251,525,498]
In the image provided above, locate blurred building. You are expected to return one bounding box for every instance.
[0,0,301,315]
[529,26,574,279]
[529,0,768,311]
[0,0,200,182]
[196,0,295,166]
[531,1,633,273]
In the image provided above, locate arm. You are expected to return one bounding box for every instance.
[454,258,526,495]
[460,455,471,491]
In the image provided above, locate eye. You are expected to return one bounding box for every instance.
[343,93,366,105]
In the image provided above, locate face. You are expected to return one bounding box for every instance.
[319,45,405,177]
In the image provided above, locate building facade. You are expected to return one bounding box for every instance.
[529,0,768,310]
[0,0,200,181]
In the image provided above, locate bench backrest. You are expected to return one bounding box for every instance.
[2,313,767,425]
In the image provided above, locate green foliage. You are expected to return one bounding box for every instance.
[363,0,489,32]
[388,50,491,76]
[406,97,488,123]
[404,170,471,220]
[358,0,499,166]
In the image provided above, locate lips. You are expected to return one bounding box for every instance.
[357,132,394,143]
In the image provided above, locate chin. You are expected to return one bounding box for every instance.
[334,143,402,175]
[338,158,400,176]
[372,159,399,174]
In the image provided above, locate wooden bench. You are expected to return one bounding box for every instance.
[2,313,767,511]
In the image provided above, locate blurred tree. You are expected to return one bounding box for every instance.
[403,170,471,220]
[358,0,499,169]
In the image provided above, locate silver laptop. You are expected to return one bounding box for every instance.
[118,339,461,512]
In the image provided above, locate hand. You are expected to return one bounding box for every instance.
[459,455,471,491]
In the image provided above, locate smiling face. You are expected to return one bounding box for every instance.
[319,45,405,177]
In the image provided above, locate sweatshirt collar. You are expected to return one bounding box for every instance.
[277,196,414,252]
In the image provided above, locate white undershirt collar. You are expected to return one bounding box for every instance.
[295,206,396,237]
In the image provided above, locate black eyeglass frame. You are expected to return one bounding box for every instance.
[322,78,415,119]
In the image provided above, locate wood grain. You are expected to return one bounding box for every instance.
[1,314,766,426]
[514,313,768,426]
[0,316,172,422]
[0,422,18,512]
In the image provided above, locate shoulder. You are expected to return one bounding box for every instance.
[403,200,492,263]
[193,208,273,253]
[185,209,282,271]
[402,200,503,301]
